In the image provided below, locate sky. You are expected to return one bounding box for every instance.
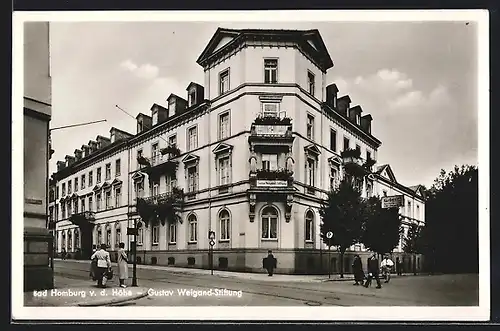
[48,20,478,188]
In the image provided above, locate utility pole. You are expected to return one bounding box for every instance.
[50,119,107,132]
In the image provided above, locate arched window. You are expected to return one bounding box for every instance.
[188,214,197,242]
[68,231,73,251]
[115,222,121,248]
[219,209,230,240]
[305,210,314,242]
[261,207,278,239]
[74,229,80,249]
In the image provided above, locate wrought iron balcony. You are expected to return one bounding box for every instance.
[69,211,96,227]
[142,188,184,205]
[248,116,294,148]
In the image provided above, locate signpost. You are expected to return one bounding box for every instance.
[381,195,404,209]
[208,231,215,275]
[326,231,333,279]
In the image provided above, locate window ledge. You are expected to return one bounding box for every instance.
[168,242,177,245]
[219,239,230,243]
[152,243,159,246]
[261,238,278,241]
[188,241,197,244]
[305,240,314,243]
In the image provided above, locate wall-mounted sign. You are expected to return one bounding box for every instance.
[256,180,288,187]
[25,198,43,205]
[382,195,404,208]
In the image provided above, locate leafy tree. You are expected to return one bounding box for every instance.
[361,196,402,257]
[403,223,424,275]
[424,165,478,273]
[319,178,364,278]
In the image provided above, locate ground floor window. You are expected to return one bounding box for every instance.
[169,223,177,243]
[188,214,197,242]
[261,206,278,239]
[152,225,159,245]
[137,222,144,245]
[219,209,230,240]
[305,210,314,242]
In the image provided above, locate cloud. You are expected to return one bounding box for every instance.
[119,59,159,80]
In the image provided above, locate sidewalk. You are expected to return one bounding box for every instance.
[55,259,419,283]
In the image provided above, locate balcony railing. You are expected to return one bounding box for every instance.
[249,168,294,189]
[142,189,184,205]
[69,211,96,227]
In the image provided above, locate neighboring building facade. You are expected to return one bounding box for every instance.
[50,28,426,274]
[24,22,54,290]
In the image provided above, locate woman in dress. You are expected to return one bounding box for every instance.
[117,242,129,288]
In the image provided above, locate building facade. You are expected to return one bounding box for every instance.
[24,21,54,290]
[50,28,426,274]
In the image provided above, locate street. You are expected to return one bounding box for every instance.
[28,260,479,307]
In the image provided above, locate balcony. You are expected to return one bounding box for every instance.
[139,153,179,182]
[136,188,184,226]
[250,168,294,189]
[69,211,96,228]
[248,116,294,150]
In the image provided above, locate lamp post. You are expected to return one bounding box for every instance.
[132,218,138,287]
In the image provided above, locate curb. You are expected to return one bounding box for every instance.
[77,289,149,307]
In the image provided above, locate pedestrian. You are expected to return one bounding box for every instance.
[380,254,394,283]
[352,254,365,286]
[396,256,402,276]
[90,243,112,288]
[263,250,277,276]
[61,248,66,260]
[117,242,129,288]
[364,253,382,289]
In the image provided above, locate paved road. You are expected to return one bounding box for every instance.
[52,260,479,306]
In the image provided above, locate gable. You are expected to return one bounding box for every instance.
[380,165,397,183]
[307,39,318,51]
[213,36,235,52]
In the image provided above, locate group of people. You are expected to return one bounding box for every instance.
[89,243,129,288]
[352,253,396,289]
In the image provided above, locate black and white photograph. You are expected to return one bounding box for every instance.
[14,10,489,321]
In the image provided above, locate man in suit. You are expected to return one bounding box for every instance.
[91,243,112,288]
[364,253,382,289]
[263,250,277,276]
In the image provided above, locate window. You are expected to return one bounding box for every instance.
[115,225,121,248]
[169,223,177,243]
[168,135,177,147]
[187,126,198,151]
[151,143,159,165]
[96,194,101,211]
[187,166,198,192]
[56,187,59,199]
[135,180,144,199]
[416,205,420,220]
[74,230,80,249]
[307,158,315,186]
[262,103,279,117]
[356,144,361,155]
[307,71,315,95]
[88,196,93,212]
[88,171,93,186]
[74,178,78,192]
[67,201,72,215]
[61,204,66,219]
[188,214,197,242]
[105,190,112,209]
[330,167,338,190]
[62,183,66,196]
[189,90,196,107]
[307,114,314,140]
[96,168,102,183]
[68,231,72,251]
[152,225,159,245]
[137,149,143,159]
[219,209,230,241]
[218,157,230,186]
[81,174,86,189]
[105,163,111,180]
[115,187,122,207]
[106,228,111,248]
[330,129,337,152]
[73,200,78,215]
[168,100,175,116]
[68,180,72,194]
[305,210,314,242]
[407,201,412,217]
[219,69,230,95]
[115,159,121,176]
[264,59,278,83]
[151,181,159,196]
[218,111,230,140]
[62,232,66,249]
[366,151,371,161]
[356,113,361,125]
[343,137,350,151]
[262,154,278,171]
[152,111,158,125]
[97,228,102,245]
[261,207,278,239]
[166,176,177,194]
[137,223,144,245]
[383,190,387,197]
[80,197,86,212]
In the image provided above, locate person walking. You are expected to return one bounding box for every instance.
[364,253,382,289]
[380,254,394,283]
[352,254,365,286]
[90,243,112,288]
[117,242,129,288]
[61,248,66,260]
[263,250,277,276]
[396,256,402,276]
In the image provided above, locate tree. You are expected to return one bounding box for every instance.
[424,165,478,273]
[319,178,364,278]
[361,196,402,257]
[402,223,424,275]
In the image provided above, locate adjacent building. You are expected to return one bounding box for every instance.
[50,28,426,274]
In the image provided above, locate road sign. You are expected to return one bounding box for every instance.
[326,231,333,239]
[382,195,404,208]
[209,240,215,246]
[127,227,138,236]
[208,231,215,240]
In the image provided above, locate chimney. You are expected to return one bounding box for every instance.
[74,149,83,161]
[81,145,90,157]
[325,83,339,108]
[360,114,373,134]
[150,104,169,126]
[56,161,66,172]
[349,105,363,125]
[167,94,188,117]
[65,155,76,167]
[110,127,134,143]
[136,113,152,134]
[186,82,205,108]
[96,135,111,149]
[88,140,98,153]
[337,95,351,117]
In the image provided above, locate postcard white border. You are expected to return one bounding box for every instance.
[12,9,490,321]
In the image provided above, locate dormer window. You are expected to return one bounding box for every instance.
[356,113,361,125]
[152,110,158,126]
[188,89,196,107]
[137,120,143,133]
[168,99,176,116]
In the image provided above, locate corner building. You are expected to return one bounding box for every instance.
[51,28,426,274]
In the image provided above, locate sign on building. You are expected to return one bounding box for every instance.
[381,195,404,208]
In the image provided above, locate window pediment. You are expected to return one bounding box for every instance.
[212,142,233,155]
[132,171,145,182]
[71,193,79,199]
[111,178,123,186]
[182,154,200,165]
[304,144,321,157]
[328,155,342,165]
[101,181,111,190]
